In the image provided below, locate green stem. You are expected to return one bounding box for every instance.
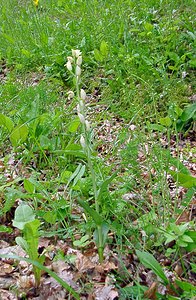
[75,70,80,99]
[74,57,103,262]
[173,122,180,216]
[75,72,99,213]
[97,225,104,262]
[86,145,99,212]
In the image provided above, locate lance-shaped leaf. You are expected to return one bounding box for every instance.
[78,199,103,226]
[136,250,169,285]
[94,223,109,248]
[10,124,28,146]
[0,113,14,132]
[180,103,196,122]
[169,171,196,188]
[97,171,118,203]
[24,219,40,261]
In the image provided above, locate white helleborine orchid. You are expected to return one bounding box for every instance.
[80,89,86,100]
[77,104,81,114]
[85,120,91,131]
[72,49,82,58]
[80,135,86,148]
[76,56,82,66]
[66,60,72,71]
[76,65,81,76]
[79,100,84,110]
[67,56,73,63]
[78,113,85,124]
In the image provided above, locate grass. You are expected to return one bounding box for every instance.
[0,0,195,299]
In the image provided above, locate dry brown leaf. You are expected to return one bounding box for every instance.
[0,276,16,290]
[176,199,196,224]
[144,282,158,299]
[95,261,117,273]
[86,294,95,300]
[38,237,51,249]
[51,261,78,290]
[0,241,10,249]
[176,210,190,224]
[35,280,67,300]
[75,251,95,272]
[174,264,183,277]
[0,289,17,300]
[51,260,70,273]
[17,274,35,289]
[0,245,26,257]
[0,262,14,276]
[94,285,118,300]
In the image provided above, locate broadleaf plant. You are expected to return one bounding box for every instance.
[13,203,45,287]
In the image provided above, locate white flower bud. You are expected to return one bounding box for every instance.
[67,56,73,63]
[77,104,81,113]
[71,49,76,57]
[79,100,84,110]
[76,56,82,66]
[66,60,72,71]
[85,120,91,131]
[78,113,85,124]
[80,135,86,148]
[72,49,82,58]
[129,124,136,131]
[76,65,81,76]
[80,89,86,100]
[67,91,74,100]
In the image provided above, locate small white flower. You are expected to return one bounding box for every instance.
[80,135,86,148]
[85,120,91,131]
[76,56,82,66]
[77,104,81,113]
[129,124,136,131]
[182,71,187,79]
[66,60,72,71]
[79,100,84,110]
[80,89,86,100]
[67,56,73,63]
[77,101,84,114]
[76,65,81,76]
[78,113,85,124]
[72,49,82,58]
[67,91,74,100]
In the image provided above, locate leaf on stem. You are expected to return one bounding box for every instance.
[13,204,35,230]
[136,250,169,285]
[77,199,103,226]
[97,171,118,203]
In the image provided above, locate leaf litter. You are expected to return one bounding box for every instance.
[0,95,195,299]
